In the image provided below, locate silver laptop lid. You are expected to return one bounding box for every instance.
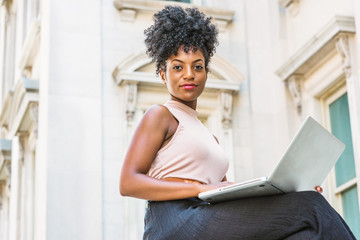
[269,116,345,193]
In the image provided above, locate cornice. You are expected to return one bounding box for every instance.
[275,15,356,81]
[18,20,41,76]
[7,78,39,137]
[113,0,234,30]
[112,51,243,92]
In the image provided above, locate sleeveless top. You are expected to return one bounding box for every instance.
[147,100,229,184]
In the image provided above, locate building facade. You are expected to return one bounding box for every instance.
[0,0,359,239]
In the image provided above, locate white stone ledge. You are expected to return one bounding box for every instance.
[113,0,234,30]
[275,15,356,81]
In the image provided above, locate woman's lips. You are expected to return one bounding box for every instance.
[181,84,197,90]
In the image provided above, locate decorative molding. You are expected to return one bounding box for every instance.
[18,20,41,77]
[118,8,136,22]
[7,78,39,137]
[27,103,38,150]
[0,139,12,190]
[112,50,243,92]
[112,50,151,74]
[278,0,300,17]
[287,74,304,114]
[278,0,295,7]
[0,180,5,209]
[18,134,26,164]
[113,0,235,31]
[115,71,241,91]
[335,33,352,78]
[275,15,356,82]
[113,50,244,124]
[0,91,14,130]
[221,91,233,129]
[125,83,138,122]
[1,0,13,15]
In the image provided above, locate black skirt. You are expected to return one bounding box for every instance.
[143,191,355,240]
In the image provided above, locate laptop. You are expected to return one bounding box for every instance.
[198,116,345,203]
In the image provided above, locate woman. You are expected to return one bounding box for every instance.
[120,5,355,240]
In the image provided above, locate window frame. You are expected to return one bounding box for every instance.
[321,81,360,216]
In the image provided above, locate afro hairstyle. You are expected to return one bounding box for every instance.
[144,5,219,75]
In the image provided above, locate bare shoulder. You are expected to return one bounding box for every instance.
[144,104,173,121]
[139,104,174,130]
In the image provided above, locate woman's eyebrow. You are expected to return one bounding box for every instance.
[171,59,184,63]
[193,59,204,63]
[171,59,204,63]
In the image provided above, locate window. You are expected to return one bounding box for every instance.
[163,0,203,5]
[323,85,360,238]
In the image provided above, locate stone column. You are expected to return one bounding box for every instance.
[8,136,21,240]
[0,181,7,239]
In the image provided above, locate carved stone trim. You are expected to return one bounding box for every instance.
[7,78,39,137]
[275,16,355,81]
[1,0,13,15]
[0,139,12,194]
[29,103,38,136]
[27,103,38,150]
[0,91,14,130]
[278,0,300,17]
[118,9,136,22]
[221,91,233,129]
[18,20,41,77]
[0,180,5,209]
[18,134,27,166]
[335,33,352,78]
[112,51,243,92]
[113,0,235,31]
[125,83,138,122]
[287,74,304,113]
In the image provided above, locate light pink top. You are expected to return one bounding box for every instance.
[147,100,229,184]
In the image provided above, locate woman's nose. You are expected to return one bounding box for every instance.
[184,66,194,79]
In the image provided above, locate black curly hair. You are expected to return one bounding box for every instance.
[144,5,219,75]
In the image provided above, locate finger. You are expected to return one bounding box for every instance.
[315,186,323,193]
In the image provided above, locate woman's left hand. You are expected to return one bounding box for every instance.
[315,186,323,193]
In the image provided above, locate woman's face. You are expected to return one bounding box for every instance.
[160,48,207,109]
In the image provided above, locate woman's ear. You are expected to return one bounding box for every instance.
[159,69,167,85]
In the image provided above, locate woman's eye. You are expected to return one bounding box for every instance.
[195,65,204,70]
[172,65,182,70]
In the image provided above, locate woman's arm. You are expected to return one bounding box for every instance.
[119,105,230,201]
